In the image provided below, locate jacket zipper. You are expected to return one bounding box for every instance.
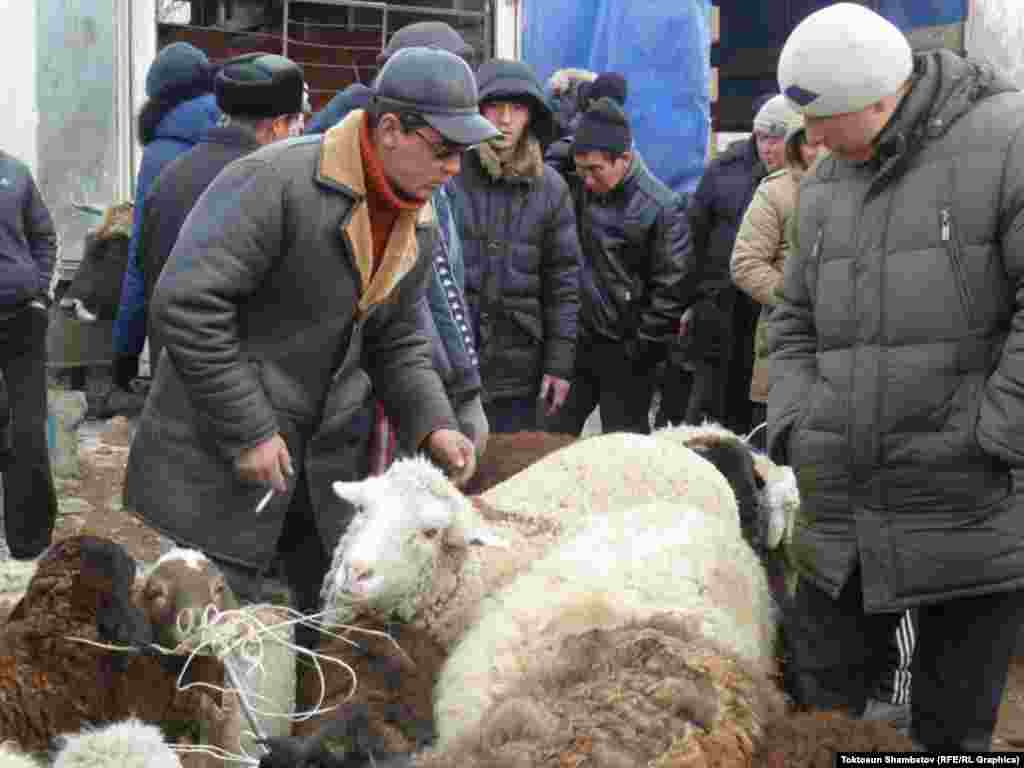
[940,207,976,326]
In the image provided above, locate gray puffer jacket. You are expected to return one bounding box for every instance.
[767,50,1024,612]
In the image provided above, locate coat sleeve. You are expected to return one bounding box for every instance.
[765,189,819,465]
[688,170,714,263]
[638,194,693,343]
[731,181,786,306]
[151,157,283,460]
[364,248,459,452]
[978,125,1024,466]
[24,170,57,296]
[540,177,582,380]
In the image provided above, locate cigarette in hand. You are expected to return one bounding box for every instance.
[254,487,275,515]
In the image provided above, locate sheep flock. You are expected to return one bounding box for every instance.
[0,421,917,767]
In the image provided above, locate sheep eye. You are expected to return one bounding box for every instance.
[422,528,439,540]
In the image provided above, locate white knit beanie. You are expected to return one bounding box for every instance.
[778,2,912,117]
[753,94,801,137]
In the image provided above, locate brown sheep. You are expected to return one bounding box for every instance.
[412,618,913,768]
[293,618,447,754]
[414,615,787,768]
[754,710,915,767]
[462,431,579,494]
[0,535,229,753]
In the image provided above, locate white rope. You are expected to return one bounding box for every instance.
[745,421,768,444]
[65,602,415,764]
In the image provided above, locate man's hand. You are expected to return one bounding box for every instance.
[235,433,294,493]
[538,374,571,416]
[425,428,477,488]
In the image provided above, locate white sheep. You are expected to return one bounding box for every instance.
[478,431,741,535]
[0,719,190,768]
[52,720,183,768]
[430,498,777,748]
[324,432,743,652]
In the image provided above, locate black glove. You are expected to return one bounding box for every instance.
[114,354,140,390]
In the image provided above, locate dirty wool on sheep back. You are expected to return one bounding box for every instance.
[417,616,786,768]
[753,710,914,767]
[479,432,741,535]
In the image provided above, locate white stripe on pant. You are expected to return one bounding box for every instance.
[887,609,917,705]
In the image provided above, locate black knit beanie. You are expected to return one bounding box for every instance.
[589,72,627,107]
[573,97,632,156]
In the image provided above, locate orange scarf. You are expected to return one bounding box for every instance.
[358,115,421,277]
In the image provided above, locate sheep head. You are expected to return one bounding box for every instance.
[51,719,182,768]
[750,452,799,552]
[653,421,801,555]
[325,455,508,625]
[138,549,238,652]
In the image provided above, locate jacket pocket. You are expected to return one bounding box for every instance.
[940,208,976,327]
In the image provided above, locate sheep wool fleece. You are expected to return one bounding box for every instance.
[433,499,776,747]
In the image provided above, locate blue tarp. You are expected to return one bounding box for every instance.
[877,0,968,30]
[522,0,712,195]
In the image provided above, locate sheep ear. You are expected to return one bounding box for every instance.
[765,467,800,550]
[333,479,372,508]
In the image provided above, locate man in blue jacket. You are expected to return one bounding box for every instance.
[0,152,59,559]
[110,42,219,407]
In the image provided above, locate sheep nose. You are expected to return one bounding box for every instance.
[347,561,375,584]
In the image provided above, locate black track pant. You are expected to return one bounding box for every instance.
[792,569,1024,750]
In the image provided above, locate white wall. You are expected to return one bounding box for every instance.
[131,0,158,195]
[967,0,1024,88]
[494,0,520,59]
[0,0,38,173]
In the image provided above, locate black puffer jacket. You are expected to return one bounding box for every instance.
[685,137,767,362]
[577,153,694,353]
[452,139,582,401]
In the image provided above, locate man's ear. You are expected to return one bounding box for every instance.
[377,113,401,149]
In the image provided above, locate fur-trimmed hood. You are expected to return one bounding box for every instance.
[474,135,545,183]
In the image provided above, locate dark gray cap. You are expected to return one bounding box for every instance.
[372,47,499,146]
[376,21,475,66]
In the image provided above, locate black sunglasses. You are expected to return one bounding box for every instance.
[412,130,471,161]
[397,113,469,160]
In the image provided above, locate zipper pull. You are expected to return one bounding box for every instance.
[811,227,824,261]
[941,208,951,242]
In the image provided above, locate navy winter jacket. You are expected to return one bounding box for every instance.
[0,152,57,310]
